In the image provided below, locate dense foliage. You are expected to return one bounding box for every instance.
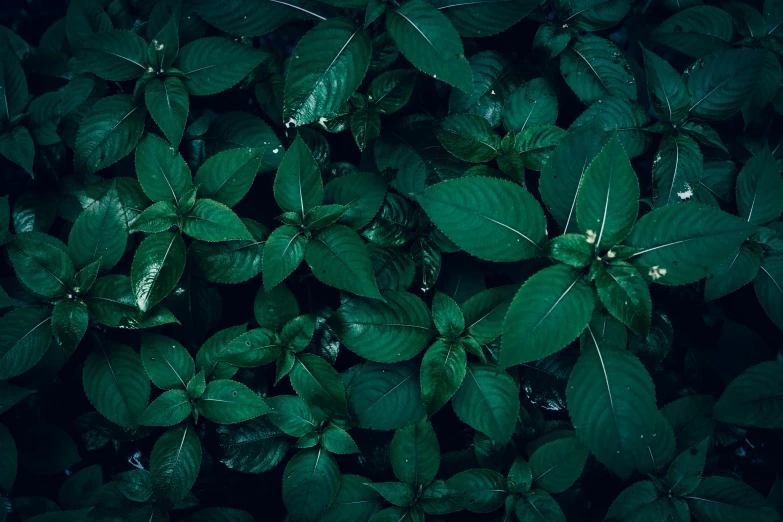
[1,0,783,520]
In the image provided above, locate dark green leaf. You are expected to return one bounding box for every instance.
[452,362,519,443]
[274,134,323,218]
[73,30,148,80]
[146,76,189,148]
[9,234,75,298]
[755,255,783,329]
[560,35,636,105]
[736,147,783,226]
[305,225,381,298]
[515,490,566,522]
[290,354,348,416]
[183,199,252,241]
[191,0,325,37]
[282,448,341,522]
[641,45,690,122]
[686,477,779,522]
[652,133,703,208]
[150,424,202,506]
[0,306,52,380]
[596,263,652,337]
[198,380,270,424]
[666,438,708,496]
[444,469,506,513]
[217,417,289,474]
[131,231,187,312]
[175,37,267,96]
[52,299,89,355]
[434,114,501,163]
[431,0,537,37]
[68,179,128,272]
[140,389,193,426]
[714,360,783,429]
[653,6,735,58]
[391,419,440,488]
[529,436,589,494]
[141,333,195,390]
[503,78,558,133]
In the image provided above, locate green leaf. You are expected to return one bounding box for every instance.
[686,49,766,121]
[653,6,735,58]
[641,45,690,122]
[282,448,341,522]
[507,457,532,495]
[529,436,589,494]
[321,474,384,522]
[452,362,519,443]
[368,69,416,114]
[666,438,708,496]
[515,125,566,171]
[0,423,16,493]
[652,133,703,208]
[305,225,381,298]
[714,360,783,428]
[432,292,464,336]
[661,395,716,454]
[704,243,763,301]
[444,469,506,513]
[194,148,263,208]
[686,477,779,522]
[461,285,517,345]
[290,354,348,416]
[756,255,783,329]
[150,424,202,506]
[546,234,594,268]
[570,97,651,159]
[0,126,34,176]
[218,328,282,367]
[262,225,307,291]
[366,482,415,507]
[68,180,128,272]
[284,18,371,126]
[175,37,267,96]
[189,222,266,284]
[503,78,558,133]
[86,274,178,329]
[141,333,195,390]
[140,389,193,427]
[390,419,440,488]
[83,342,150,428]
[9,235,75,298]
[552,0,633,32]
[135,133,193,204]
[567,323,658,480]
[321,425,359,455]
[501,265,595,367]
[560,35,636,105]
[274,134,323,217]
[434,114,501,163]
[216,417,289,474]
[254,284,299,331]
[323,172,387,230]
[52,299,89,355]
[198,380,270,424]
[737,147,783,226]
[604,480,671,522]
[131,231,187,311]
[576,134,639,250]
[191,0,325,37]
[266,395,316,437]
[345,360,426,430]
[624,204,756,286]
[281,315,317,351]
[145,77,189,148]
[114,468,153,503]
[58,464,102,509]
[418,177,546,262]
[539,123,607,234]
[596,263,652,337]
[515,490,566,522]
[448,51,517,128]
[431,0,537,37]
[73,30,148,80]
[742,51,782,128]
[0,45,28,124]
[333,290,432,363]
[183,199,252,242]
[350,108,382,152]
[74,94,146,176]
[130,201,180,234]
[386,0,474,94]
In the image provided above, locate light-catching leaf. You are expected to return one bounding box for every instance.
[501,265,595,367]
[652,133,703,208]
[131,231,187,312]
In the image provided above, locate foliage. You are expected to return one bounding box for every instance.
[1,0,783,521]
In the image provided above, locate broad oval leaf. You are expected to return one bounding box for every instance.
[141,333,195,390]
[305,225,381,299]
[386,0,474,94]
[83,342,150,428]
[284,18,371,127]
[444,468,507,513]
[714,360,783,429]
[323,172,387,229]
[624,204,756,286]
[704,244,763,301]
[73,30,148,81]
[334,290,432,363]
[418,177,546,262]
[175,37,267,96]
[529,436,589,494]
[218,328,282,367]
[68,179,128,272]
[150,424,202,506]
[321,474,384,522]
[274,134,323,217]
[452,362,520,443]
[567,324,658,480]
[282,448,341,522]
[503,78,558,133]
[449,51,518,128]
[52,299,89,355]
[198,380,270,424]
[596,263,652,337]
[145,77,189,148]
[560,35,636,105]
[183,199,252,242]
[131,231,187,312]
[431,0,538,37]
[501,265,596,367]
[434,114,501,163]
[140,389,192,427]
[576,134,639,250]
[290,354,348,416]
[604,480,672,522]
[653,6,735,58]
[74,94,146,176]
[686,476,779,522]
[192,0,326,37]
[421,340,467,416]
[570,97,651,159]
[552,0,634,32]
[652,133,703,208]
[515,490,566,522]
[9,234,75,298]
[736,147,783,226]
[217,417,289,475]
[686,48,766,121]
[641,44,690,122]
[391,419,440,488]
[0,306,53,380]
[345,360,426,430]
[262,225,307,291]
[135,133,193,204]
[194,148,263,208]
